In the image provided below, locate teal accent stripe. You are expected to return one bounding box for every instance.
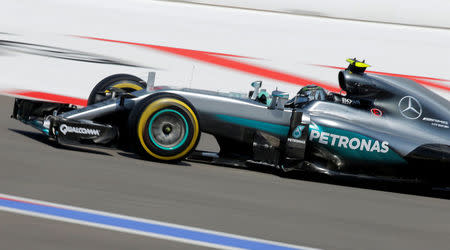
[149,109,188,150]
[26,120,49,136]
[258,91,272,106]
[216,114,289,136]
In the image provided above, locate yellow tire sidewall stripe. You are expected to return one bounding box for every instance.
[111,82,143,91]
[137,98,199,161]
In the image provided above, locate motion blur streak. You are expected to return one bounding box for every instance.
[3,90,88,106]
[82,36,341,93]
[0,193,318,250]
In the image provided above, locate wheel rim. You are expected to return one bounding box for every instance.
[148,109,189,150]
[137,98,200,161]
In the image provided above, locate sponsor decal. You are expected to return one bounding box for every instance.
[398,96,422,119]
[309,122,389,154]
[59,124,100,136]
[287,138,305,144]
[371,108,383,117]
[341,98,352,105]
[292,125,305,139]
[422,117,449,129]
[341,97,360,106]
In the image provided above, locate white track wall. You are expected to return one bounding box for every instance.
[0,0,449,100]
[182,0,450,28]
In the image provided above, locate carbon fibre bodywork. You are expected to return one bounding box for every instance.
[11,66,450,183]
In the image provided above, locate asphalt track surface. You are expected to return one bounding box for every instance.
[0,95,449,250]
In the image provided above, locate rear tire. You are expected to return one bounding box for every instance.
[87,74,147,105]
[128,93,201,162]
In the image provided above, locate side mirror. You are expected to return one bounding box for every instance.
[250,81,262,100]
[251,81,262,88]
[269,90,289,110]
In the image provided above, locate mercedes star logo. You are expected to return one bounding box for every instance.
[398,96,422,119]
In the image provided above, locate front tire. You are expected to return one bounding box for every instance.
[87,74,147,105]
[129,94,201,162]
[86,74,147,147]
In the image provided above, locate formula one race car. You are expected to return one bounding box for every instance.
[11,59,450,184]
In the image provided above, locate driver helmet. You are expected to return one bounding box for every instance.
[297,85,327,101]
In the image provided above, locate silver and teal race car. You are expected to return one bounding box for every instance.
[11,59,450,184]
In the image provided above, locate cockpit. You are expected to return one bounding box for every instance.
[248,80,331,109]
[248,59,374,110]
[284,85,328,108]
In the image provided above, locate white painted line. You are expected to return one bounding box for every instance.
[0,193,319,250]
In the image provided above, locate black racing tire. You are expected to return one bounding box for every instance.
[87,74,147,105]
[128,93,201,162]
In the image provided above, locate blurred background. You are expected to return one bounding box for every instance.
[0,0,449,100]
[1,2,450,250]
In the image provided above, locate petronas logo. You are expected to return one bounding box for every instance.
[292,125,305,139]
